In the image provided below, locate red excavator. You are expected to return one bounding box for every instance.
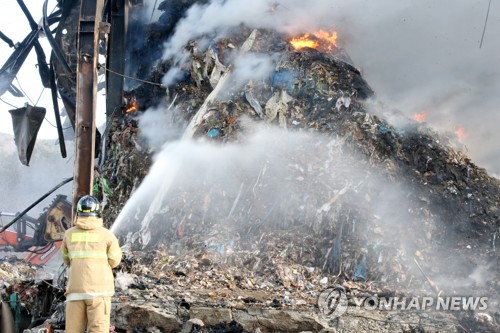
[0,195,72,265]
[1,0,133,331]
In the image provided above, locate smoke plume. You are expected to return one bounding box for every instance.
[158,0,500,175]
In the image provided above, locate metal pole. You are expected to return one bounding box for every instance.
[106,0,128,118]
[72,0,105,220]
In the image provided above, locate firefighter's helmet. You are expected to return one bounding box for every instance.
[76,195,101,217]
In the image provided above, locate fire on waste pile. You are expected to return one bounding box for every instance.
[89,19,500,333]
[6,1,500,333]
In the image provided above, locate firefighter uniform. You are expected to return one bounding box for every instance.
[61,215,122,332]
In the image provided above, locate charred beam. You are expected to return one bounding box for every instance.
[0,31,15,48]
[17,0,51,88]
[43,0,72,73]
[49,61,67,158]
[0,30,37,96]
[72,0,105,217]
[16,0,38,29]
[106,0,128,117]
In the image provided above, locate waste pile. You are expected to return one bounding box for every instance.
[5,1,497,331]
[93,18,500,332]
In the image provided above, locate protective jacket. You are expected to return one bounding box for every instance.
[61,216,121,299]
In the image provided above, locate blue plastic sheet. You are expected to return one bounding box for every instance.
[353,254,367,282]
[271,71,297,92]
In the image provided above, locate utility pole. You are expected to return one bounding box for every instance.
[72,0,105,217]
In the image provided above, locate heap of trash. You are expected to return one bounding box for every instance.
[89,19,500,332]
[4,1,497,331]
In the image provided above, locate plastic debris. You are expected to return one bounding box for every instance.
[271,70,297,92]
[244,86,263,118]
[353,254,367,282]
[207,128,220,137]
[335,95,351,110]
[264,89,293,125]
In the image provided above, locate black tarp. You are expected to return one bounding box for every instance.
[9,106,46,166]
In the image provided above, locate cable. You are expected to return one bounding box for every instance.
[104,66,165,88]
[0,97,19,109]
[479,0,492,48]
[44,116,72,130]
[23,241,55,254]
[15,77,34,105]
[40,279,59,291]
[43,117,57,128]
[34,88,46,107]
[150,0,159,23]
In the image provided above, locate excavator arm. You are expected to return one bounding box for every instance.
[0,195,72,265]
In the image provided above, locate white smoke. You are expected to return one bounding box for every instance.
[158,0,500,175]
[137,105,185,151]
[0,134,73,216]
[161,67,186,87]
[232,52,276,83]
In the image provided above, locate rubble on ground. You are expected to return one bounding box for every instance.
[0,258,62,327]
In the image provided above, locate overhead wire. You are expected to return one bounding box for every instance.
[34,87,46,106]
[44,116,72,130]
[14,77,34,105]
[479,0,492,48]
[150,0,159,23]
[0,97,19,109]
[104,66,165,88]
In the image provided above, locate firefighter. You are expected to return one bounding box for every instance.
[61,195,122,332]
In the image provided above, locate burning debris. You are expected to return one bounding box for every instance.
[289,30,338,51]
[454,125,468,143]
[412,112,428,124]
[1,1,499,332]
[92,13,499,333]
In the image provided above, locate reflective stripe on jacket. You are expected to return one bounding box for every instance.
[61,216,122,298]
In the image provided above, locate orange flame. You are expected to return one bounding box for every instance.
[290,33,320,50]
[455,125,468,142]
[290,29,337,51]
[125,101,138,114]
[412,111,428,123]
[313,30,338,50]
